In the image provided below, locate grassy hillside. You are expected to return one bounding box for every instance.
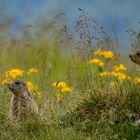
[0,12,140,140]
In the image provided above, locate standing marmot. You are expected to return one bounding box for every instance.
[7,80,38,121]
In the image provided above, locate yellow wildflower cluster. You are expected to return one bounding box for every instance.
[113,64,127,72]
[99,63,129,80]
[100,71,111,77]
[87,58,104,66]
[27,68,38,75]
[0,69,24,85]
[52,81,67,88]
[100,71,127,80]
[5,69,24,79]
[111,72,127,80]
[52,81,73,101]
[0,68,40,85]
[94,49,114,59]
[61,87,73,93]
[26,81,38,92]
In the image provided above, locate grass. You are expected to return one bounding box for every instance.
[61,89,140,139]
[0,11,140,140]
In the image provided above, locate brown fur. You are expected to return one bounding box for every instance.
[129,51,140,125]
[7,80,38,121]
[129,51,140,65]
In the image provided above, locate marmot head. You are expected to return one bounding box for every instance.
[129,51,140,65]
[7,80,27,95]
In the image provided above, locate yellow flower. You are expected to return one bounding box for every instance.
[27,68,38,75]
[1,79,9,85]
[87,58,104,66]
[111,72,126,80]
[133,77,140,84]
[100,71,111,77]
[61,87,73,93]
[52,81,73,100]
[0,69,24,85]
[52,81,67,88]
[26,81,38,91]
[103,51,114,59]
[26,81,34,91]
[56,93,62,101]
[100,70,130,81]
[94,49,114,59]
[113,64,127,72]
[5,69,24,79]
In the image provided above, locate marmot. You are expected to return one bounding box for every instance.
[129,51,140,65]
[7,80,38,121]
[129,51,140,125]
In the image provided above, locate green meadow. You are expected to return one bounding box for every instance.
[0,12,140,140]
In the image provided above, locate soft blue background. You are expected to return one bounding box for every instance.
[0,0,140,51]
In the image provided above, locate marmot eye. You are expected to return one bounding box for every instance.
[15,81,20,85]
[136,53,140,56]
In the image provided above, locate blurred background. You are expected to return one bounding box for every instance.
[0,0,140,52]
